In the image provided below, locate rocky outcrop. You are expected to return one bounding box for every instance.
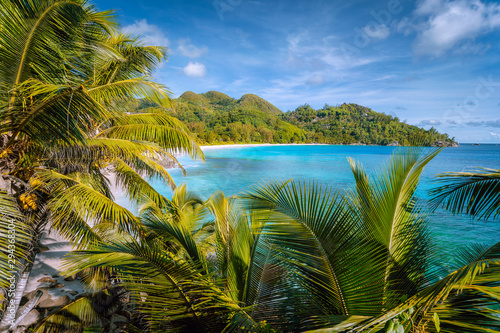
[387,141,400,146]
[431,140,459,147]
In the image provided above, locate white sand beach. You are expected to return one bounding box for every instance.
[200,143,325,150]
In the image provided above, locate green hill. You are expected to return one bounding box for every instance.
[237,94,282,115]
[135,91,456,146]
[283,103,456,146]
[170,91,304,143]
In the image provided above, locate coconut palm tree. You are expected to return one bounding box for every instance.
[54,148,500,332]
[37,186,260,332]
[0,1,202,330]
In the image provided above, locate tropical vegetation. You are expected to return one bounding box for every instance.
[0,0,201,331]
[34,148,500,332]
[0,0,495,332]
[135,91,456,146]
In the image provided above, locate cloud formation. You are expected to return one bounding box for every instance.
[363,23,390,40]
[465,120,485,126]
[418,119,442,126]
[402,0,500,57]
[183,62,207,78]
[122,19,170,47]
[486,119,500,127]
[177,39,208,58]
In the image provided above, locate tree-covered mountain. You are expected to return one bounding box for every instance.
[136,91,456,146]
[283,103,456,146]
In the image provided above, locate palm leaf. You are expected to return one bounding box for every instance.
[429,167,500,220]
[347,147,442,309]
[34,294,101,332]
[98,123,203,160]
[113,158,171,206]
[244,180,383,318]
[346,242,500,332]
[37,169,141,237]
[62,239,258,332]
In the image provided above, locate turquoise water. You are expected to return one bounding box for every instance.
[147,144,500,260]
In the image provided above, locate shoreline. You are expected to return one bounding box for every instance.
[199,142,462,150]
[199,143,325,150]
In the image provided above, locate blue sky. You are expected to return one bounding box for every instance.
[97,0,500,143]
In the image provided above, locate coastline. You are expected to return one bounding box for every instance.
[199,143,326,150]
[199,141,460,150]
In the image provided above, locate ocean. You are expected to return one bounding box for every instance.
[129,144,500,261]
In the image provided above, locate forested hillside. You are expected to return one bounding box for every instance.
[135,91,456,146]
[166,91,305,143]
[284,103,455,145]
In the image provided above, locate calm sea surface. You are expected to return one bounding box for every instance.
[129,144,500,260]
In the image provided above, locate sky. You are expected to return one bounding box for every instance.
[96,0,500,143]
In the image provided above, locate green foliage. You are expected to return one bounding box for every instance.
[430,167,500,220]
[0,0,202,329]
[284,103,455,145]
[133,93,455,146]
[160,91,306,145]
[53,148,500,333]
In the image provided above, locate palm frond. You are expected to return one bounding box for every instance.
[113,158,171,206]
[244,180,383,318]
[62,239,258,332]
[348,241,500,332]
[37,169,141,237]
[347,147,441,308]
[98,123,204,160]
[1,80,109,146]
[429,167,500,220]
[34,294,101,332]
[0,0,115,86]
[87,77,172,108]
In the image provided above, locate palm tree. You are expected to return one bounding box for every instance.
[38,186,259,332]
[0,1,202,330]
[55,147,500,332]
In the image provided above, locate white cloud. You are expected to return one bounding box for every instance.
[122,19,170,47]
[490,132,500,137]
[285,31,380,72]
[177,38,208,58]
[183,62,207,78]
[418,119,442,126]
[410,0,500,57]
[363,23,390,40]
[306,75,325,85]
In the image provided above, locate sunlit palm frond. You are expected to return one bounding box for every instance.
[1,80,109,146]
[62,239,257,332]
[34,294,101,332]
[0,0,115,87]
[37,169,141,237]
[93,33,167,85]
[114,112,189,132]
[98,123,204,160]
[347,241,500,333]
[140,206,207,271]
[206,192,255,304]
[347,147,442,309]
[430,167,500,220]
[87,77,172,108]
[244,180,382,320]
[113,158,170,207]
